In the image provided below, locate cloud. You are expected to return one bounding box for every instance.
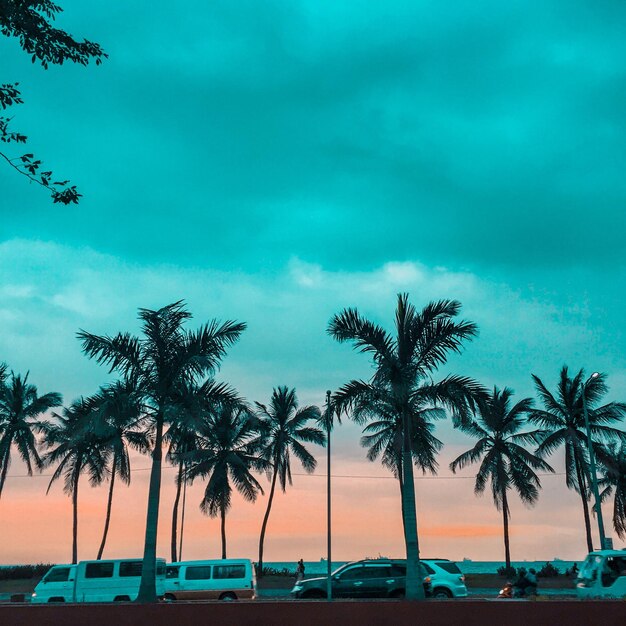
[2,1,626,272]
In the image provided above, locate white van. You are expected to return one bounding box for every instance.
[576,550,626,599]
[30,564,77,603]
[164,559,256,601]
[31,558,166,603]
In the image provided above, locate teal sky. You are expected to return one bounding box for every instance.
[1,1,626,561]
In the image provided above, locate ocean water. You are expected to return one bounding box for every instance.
[264,559,581,576]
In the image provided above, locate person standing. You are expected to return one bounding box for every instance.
[296,559,305,582]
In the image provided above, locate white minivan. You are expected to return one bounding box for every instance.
[164,559,256,601]
[31,558,166,603]
[576,550,626,599]
[30,564,77,603]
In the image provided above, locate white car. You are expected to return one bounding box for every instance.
[421,559,468,598]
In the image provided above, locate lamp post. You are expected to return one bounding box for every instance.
[325,390,332,601]
[581,372,607,550]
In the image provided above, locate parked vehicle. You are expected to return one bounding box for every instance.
[31,558,166,603]
[30,564,76,603]
[576,550,626,599]
[290,559,432,599]
[421,559,468,598]
[164,559,256,601]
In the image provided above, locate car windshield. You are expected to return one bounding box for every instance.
[579,555,602,581]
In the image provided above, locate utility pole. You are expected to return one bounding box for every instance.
[325,390,333,601]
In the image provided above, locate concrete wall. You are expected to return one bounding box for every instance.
[1,600,625,626]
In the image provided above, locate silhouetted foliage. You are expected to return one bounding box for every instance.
[0,563,53,580]
[329,294,483,600]
[537,562,560,578]
[78,301,246,602]
[0,370,63,499]
[450,387,553,570]
[598,443,626,540]
[528,368,626,552]
[497,565,517,577]
[0,0,107,203]
[184,402,268,560]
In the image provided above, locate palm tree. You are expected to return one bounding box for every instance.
[450,387,553,569]
[92,381,151,560]
[328,295,482,600]
[597,444,626,540]
[165,379,240,562]
[255,387,324,576]
[358,395,445,532]
[41,397,110,564]
[184,403,268,559]
[0,371,62,499]
[529,367,626,552]
[78,301,246,601]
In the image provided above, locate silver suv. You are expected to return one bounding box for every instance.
[421,559,467,598]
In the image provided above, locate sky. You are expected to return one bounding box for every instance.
[1,0,626,565]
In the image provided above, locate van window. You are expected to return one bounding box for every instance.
[213,565,245,579]
[119,561,142,577]
[166,566,179,579]
[157,562,166,576]
[185,566,212,580]
[85,563,114,578]
[45,567,71,582]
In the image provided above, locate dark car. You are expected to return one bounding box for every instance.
[290,559,431,599]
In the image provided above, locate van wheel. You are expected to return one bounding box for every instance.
[219,592,237,601]
[389,589,405,599]
[433,588,453,598]
[114,596,131,602]
[48,597,65,603]
[164,593,176,602]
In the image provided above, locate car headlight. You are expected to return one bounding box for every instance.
[31,593,36,598]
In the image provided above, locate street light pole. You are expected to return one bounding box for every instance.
[325,390,332,601]
[581,372,607,550]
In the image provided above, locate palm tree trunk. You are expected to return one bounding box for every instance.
[0,448,10,500]
[72,465,80,565]
[137,413,164,603]
[221,504,227,559]
[502,489,511,570]
[401,409,424,601]
[179,475,187,561]
[575,454,594,552]
[97,453,117,560]
[170,460,184,562]
[258,467,278,578]
[397,458,406,536]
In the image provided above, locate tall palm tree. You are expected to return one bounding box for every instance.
[92,381,151,560]
[529,367,626,552]
[78,301,246,601]
[184,403,268,559]
[328,295,482,600]
[255,387,324,576]
[597,444,626,540]
[165,379,240,562]
[450,387,553,569]
[0,371,62,499]
[41,397,110,564]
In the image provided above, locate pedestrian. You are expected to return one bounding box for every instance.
[296,559,305,582]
